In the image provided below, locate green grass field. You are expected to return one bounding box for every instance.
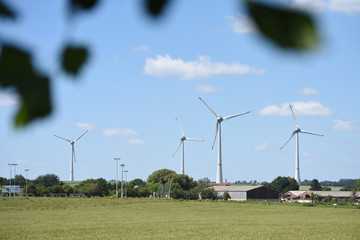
[1,197,359,239]
[299,185,343,191]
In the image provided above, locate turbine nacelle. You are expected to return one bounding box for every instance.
[217,116,223,123]
[181,136,186,141]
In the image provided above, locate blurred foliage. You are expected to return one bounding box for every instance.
[61,45,89,76]
[0,0,319,127]
[246,1,318,49]
[0,0,16,20]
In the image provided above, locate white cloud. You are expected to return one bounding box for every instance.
[259,101,332,116]
[196,85,223,93]
[225,14,256,34]
[133,45,150,53]
[298,88,319,96]
[254,142,267,151]
[332,119,360,131]
[0,93,18,107]
[144,55,264,80]
[128,138,146,145]
[76,122,94,131]
[102,128,139,137]
[291,0,360,15]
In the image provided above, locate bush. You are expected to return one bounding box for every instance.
[223,191,231,201]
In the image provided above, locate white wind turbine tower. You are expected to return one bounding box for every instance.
[199,97,250,183]
[173,117,204,175]
[54,130,88,181]
[280,104,324,185]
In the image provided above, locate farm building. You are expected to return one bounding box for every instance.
[212,186,279,201]
[282,190,360,202]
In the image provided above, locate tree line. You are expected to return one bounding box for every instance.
[1,172,358,199]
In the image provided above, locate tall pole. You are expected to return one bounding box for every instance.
[8,163,12,197]
[120,164,125,198]
[25,169,29,197]
[124,170,128,198]
[70,144,74,181]
[181,142,184,174]
[295,133,301,185]
[13,164,18,197]
[114,158,120,198]
[217,124,223,184]
[13,164,18,186]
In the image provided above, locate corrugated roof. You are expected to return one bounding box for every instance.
[211,186,261,192]
[306,191,360,197]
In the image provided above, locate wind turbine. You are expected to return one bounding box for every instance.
[199,97,250,183]
[173,117,204,175]
[280,104,324,185]
[54,130,88,181]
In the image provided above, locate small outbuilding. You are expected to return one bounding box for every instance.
[212,185,279,201]
[282,190,360,202]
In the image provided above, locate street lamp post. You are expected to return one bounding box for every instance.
[25,169,29,197]
[13,164,18,197]
[114,158,120,198]
[8,164,12,197]
[124,170,128,198]
[120,164,125,198]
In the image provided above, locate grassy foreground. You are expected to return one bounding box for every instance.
[0,198,359,239]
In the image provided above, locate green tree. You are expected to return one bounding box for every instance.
[62,184,74,195]
[147,169,177,185]
[50,185,64,193]
[322,186,331,191]
[310,179,322,191]
[34,174,62,187]
[223,191,231,201]
[14,175,27,187]
[0,177,9,185]
[36,186,48,195]
[27,182,37,196]
[173,174,197,191]
[128,178,146,188]
[268,176,299,195]
[137,187,151,197]
[200,188,218,200]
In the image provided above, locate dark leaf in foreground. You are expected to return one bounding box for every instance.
[0,44,52,127]
[61,45,89,76]
[246,1,319,50]
[144,0,170,18]
[0,0,17,20]
[69,0,99,14]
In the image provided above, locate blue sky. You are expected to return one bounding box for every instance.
[1,0,359,183]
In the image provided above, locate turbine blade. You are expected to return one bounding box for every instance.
[289,104,299,127]
[186,138,204,142]
[223,111,250,121]
[199,97,220,118]
[72,145,77,163]
[172,141,183,157]
[54,135,71,142]
[75,130,88,142]
[211,122,219,150]
[175,117,185,136]
[300,130,324,137]
[280,131,296,150]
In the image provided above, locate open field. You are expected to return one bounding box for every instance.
[1,198,359,239]
[299,185,343,191]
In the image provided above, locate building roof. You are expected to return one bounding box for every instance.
[305,191,360,197]
[283,191,306,196]
[212,185,262,192]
